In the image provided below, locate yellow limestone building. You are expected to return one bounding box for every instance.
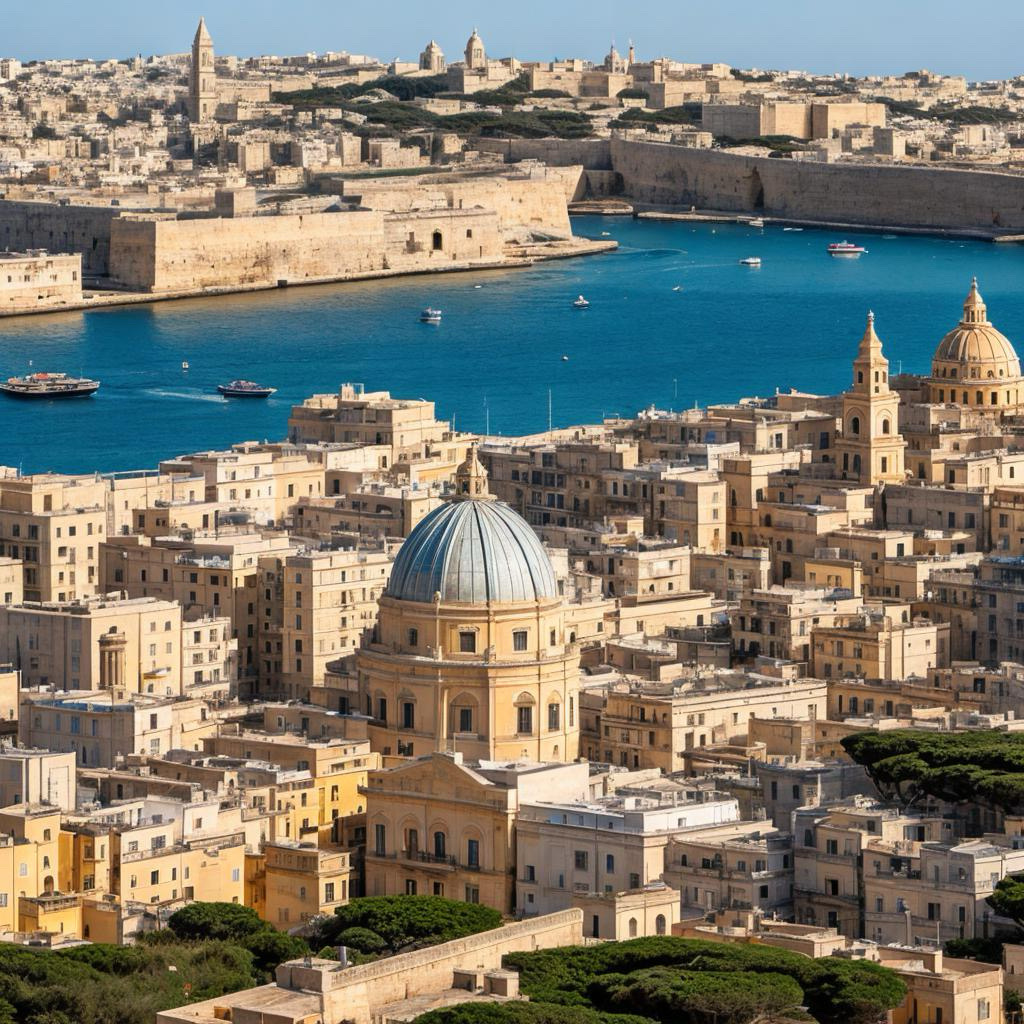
[928,277,1024,412]
[835,311,906,486]
[357,451,581,762]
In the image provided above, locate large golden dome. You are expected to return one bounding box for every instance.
[932,277,1021,381]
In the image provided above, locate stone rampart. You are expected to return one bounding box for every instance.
[109,205,507,292]
[609,138,1024,231]
[0,201,122,275]
[473,138,612,170]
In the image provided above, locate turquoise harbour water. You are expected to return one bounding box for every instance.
[1,215,1023,475]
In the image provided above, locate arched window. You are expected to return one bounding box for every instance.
[433,831,446,858]
[857,371,863,383]
[432,230,443,251]
[850,416,860,435]
[655,914,667,936]
[882,418,890,434]
[628,917,638,938]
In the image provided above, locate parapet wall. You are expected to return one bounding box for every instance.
[294,909,582,1024]
[474,138,612,171]
[609,138,1024,231]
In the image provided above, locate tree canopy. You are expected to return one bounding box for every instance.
[987,874,1024,931]
[415,1005,650,1024]
[310,895,501,960]
[841,730,1024,811]
[501,937,906,1024]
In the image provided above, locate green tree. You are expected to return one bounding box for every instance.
[167,902,269,942]
[593,966,802,1024]
[311,896,500,954]
[415,1004,652,1024]
[988,875,1024,931]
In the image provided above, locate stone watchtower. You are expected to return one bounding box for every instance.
[835,311,907,486]
[189,17,217,123]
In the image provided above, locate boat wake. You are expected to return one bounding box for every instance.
[143,389,226,403]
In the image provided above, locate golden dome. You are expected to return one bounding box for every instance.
[932,277,1021,382]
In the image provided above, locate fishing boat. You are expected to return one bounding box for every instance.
[0,372,100,399]
[217,380,276,398]
[739,256,762,267]
[827,241,867,258]
[420,308,442,323]
[572,295,590,309]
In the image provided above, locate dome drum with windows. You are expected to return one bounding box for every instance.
[929,278,1023,410]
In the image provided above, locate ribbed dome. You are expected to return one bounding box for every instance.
[386,500,557,604]
[932,277,1021,380]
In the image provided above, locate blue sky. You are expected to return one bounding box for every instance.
[5,0,1021,80]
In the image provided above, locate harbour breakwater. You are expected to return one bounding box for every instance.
[476,137,1024,236]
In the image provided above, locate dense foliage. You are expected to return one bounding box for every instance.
[166,901,308,974]
[944,936,1006,963]
[987,875,1024,930]
[841,730,1024,811]
[502,937,906,1024]
[871,96,1017,125]
[718,134,806,153]
[415,1006,650,1024]
[0,939,257,1024]
[310,895,501,959]
[610,104,702,130]
[277,74,450,107]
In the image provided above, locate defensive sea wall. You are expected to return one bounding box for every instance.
[607,138,1024,232]
[0,201,122,275]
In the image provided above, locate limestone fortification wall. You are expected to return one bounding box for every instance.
[609,138,1024,230]
[474,138,613,170]
[350,174,576,236]
[302,909,582,1024]
[109,206,506,292]
[0,201,121,275]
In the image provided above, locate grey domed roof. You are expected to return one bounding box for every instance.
[386,499,557,604]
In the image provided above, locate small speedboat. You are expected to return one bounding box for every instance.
[561,355,569,361]
[217,380,276,398]
[572,295,590,309]
[749,218,764,228]
[828,241,867,258]
[420,307,442,323]
[181,360,189,371]
[739,256,762,267]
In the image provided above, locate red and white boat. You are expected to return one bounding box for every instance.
[827,241,867,258]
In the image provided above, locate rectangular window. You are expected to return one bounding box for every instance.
[465,885,479,904]
[467,838,480,868]
[325,882,335,903]
[513,630,528,651]
[605,854,614,872]
[459,631,476,653]
[548,703,560,731]
[574,850,588,871]
[517,705,533,734]
[459,707,473,732]
[401,701,415,729]
[374,824,386,856]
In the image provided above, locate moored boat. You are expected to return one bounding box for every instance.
[827,241,867,258]
[572,295,590,309]
[0,372,100,399]
[739,256,762,266]
[420,308,442,323]
[217,380,276,398]
[749,217,764,228]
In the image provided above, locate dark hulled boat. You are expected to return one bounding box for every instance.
[217,380,276,398]
[0,372,100,399]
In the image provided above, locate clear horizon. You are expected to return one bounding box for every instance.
[4,0,1022,81]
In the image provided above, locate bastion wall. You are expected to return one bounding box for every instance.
[110,205,505,292]
[609,138,1024,230]
[0,201,121,275]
